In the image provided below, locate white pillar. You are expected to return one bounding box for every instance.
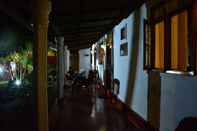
[67,50,70,71]
[57,37,65,99]
[64,45,69,73]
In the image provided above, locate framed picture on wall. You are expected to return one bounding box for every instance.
[99,47,105,64]
[120,42,128,56]
[143,19,152,69]
[121,25,127,40]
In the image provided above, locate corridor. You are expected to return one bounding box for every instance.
[50,82,151,131]
[0,0,197,131]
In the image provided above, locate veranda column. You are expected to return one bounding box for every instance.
[33,0,49,131]
[64,45,69,73]
[57,37,65,99]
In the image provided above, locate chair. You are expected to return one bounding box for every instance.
[175,117,197,131]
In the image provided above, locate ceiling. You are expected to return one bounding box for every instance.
[0,0,144,50]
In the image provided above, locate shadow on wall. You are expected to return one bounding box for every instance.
[148,71,161,129]
[125,9,141,106]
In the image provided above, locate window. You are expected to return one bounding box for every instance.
[171,11,188,71]
[120,42,128,56]
[145,9,194,73]
[154,21,165,69]
[121,25,127,40]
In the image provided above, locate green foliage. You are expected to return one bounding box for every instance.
[0,41,33,81]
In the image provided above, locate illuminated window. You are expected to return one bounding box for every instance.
[154,21,164,69]
[147,2,196,74]
[171,11,188,71]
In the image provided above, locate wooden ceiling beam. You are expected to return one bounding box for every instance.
[62,30,102,35]
[53,11,127,26]
[64,33,99,40]
[58,29,106,36]
[64,36,98,43]
[54,10,126,18]
[58,23,113,32]
[68,40,94,45]
[65,36,98,42]
[53,6,130,16]
[68,43,92,50]
[53,14,120,23]
[54,19,114,29]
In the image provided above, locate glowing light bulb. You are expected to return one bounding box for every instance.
[15,80,22,86]
[0,66,3,74]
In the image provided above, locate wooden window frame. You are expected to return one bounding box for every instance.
[143,19,152,70]
[146,6,196,75]
[167,8,194,73]
[144,18,166,72]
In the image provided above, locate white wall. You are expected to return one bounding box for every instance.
[160,73,197,131]
[79,48,91,76]
[113,4,148,120]
[112,3,197,130]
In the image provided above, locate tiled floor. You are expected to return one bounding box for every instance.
[50,84,147,131]
[0,83,152,131]
[0,109,36,131]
